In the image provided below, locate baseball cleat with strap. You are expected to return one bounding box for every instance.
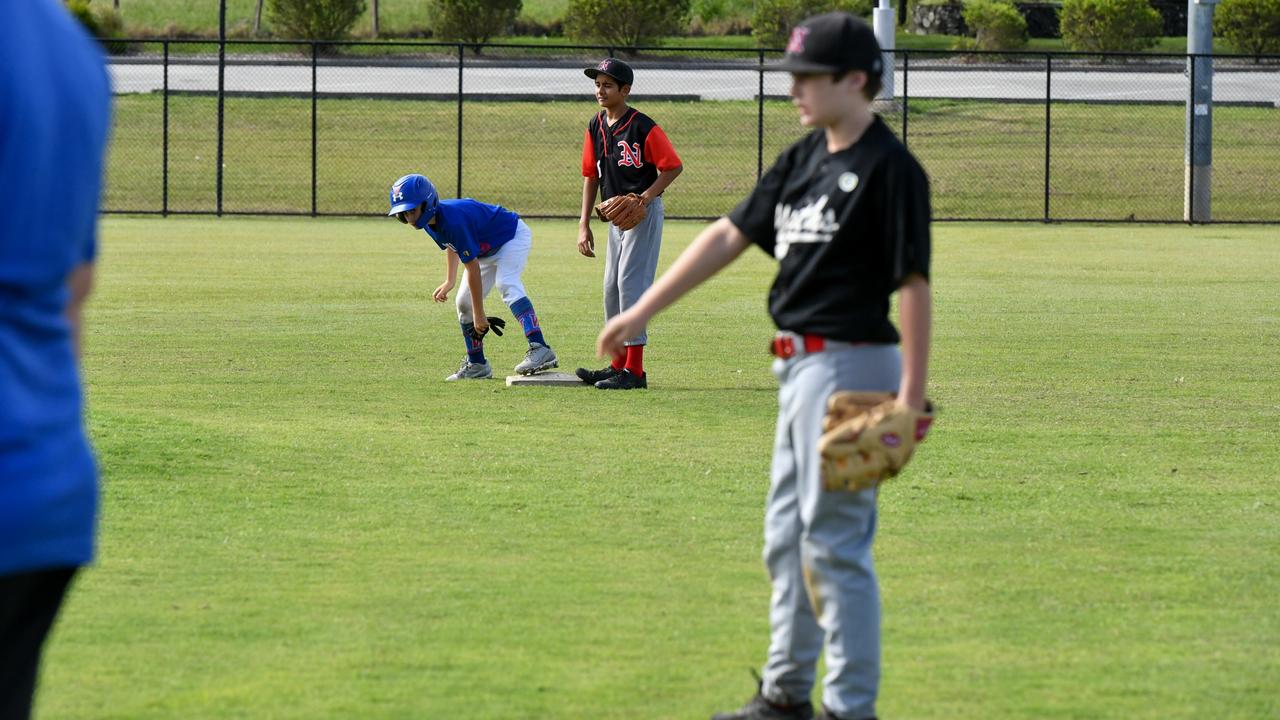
[575,365,621,384]
[594,368,646,390]
[445,358,492,381]
[514,343,558,375]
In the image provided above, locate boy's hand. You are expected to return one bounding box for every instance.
[473,316,489,336]
[468,316,505,342]
[577,226,595,258]
[432,281,454,303]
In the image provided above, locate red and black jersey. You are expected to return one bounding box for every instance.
[581,107,681,201]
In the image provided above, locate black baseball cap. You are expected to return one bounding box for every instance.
[772,12,883,76]
[584,58,634,87]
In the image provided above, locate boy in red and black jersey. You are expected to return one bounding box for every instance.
[575,58,683,390]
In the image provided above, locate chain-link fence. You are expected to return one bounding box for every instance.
[103,40,1280,223]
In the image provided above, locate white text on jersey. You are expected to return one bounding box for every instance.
[773,195,840,260]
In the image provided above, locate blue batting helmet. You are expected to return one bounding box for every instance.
[388,173,438,218]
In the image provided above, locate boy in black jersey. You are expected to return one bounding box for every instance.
[598,14,931,720]
[575,58,683,390]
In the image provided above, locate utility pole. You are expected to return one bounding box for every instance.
[873,0,895,100]
[1185,0,1217,222]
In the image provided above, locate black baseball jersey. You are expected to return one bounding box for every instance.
[728,116,931,344]
[582,108,681,201]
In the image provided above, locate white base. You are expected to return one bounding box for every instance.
[505,371,586,387]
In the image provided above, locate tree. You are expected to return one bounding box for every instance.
[1216,0,1280,56]
[64,0,124,51]
[429,0,522,47]
[1060,0,1162,52]
[959,0,1029,51]
[267,0,367,41]
[751,0,873,49]
[565,0,691,49]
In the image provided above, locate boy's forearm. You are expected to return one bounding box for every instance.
[580,177,599,225]
[465,262,484,316]
[641,165,683,204]
[65,262,94,360]
[631,217,748,321]
[445,250,460,283]
[897,274,932,409]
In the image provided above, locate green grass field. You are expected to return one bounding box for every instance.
[104,95,1280,222]
[38,218,1279,719]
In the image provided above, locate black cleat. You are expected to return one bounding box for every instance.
[594,369,647,390]
[576,365,621,384]
[711,688,814,720]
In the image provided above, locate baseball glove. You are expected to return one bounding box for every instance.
[594,192,647,232]
[468,316,506,342]
[817,391,935,492]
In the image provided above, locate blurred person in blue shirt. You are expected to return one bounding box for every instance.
[0,0,111,716]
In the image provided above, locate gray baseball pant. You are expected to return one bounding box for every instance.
[762,340,902,720]
[602,196,663,347]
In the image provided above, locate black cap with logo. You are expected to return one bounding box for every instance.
[584,58,635,87]
[772,12,883,76]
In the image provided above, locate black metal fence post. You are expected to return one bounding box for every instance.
[311,41,318,217]
[757,49,765,180]
[455,44,465,196]
[216,13,225,216]
[162,40,169,217]
[1043,53,1052,223]
[902,51,909,148]
[457,44,463,198]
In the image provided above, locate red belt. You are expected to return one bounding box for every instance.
[770,334,826,359]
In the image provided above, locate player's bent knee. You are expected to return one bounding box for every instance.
[498,284,526,306]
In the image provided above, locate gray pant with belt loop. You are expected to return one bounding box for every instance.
[762,336,902,720]
[602,195,663,347]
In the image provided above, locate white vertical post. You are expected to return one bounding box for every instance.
[1185,0,1216,222]
[873,0,896,99]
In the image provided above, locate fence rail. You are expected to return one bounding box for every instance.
[102,39,1280,223]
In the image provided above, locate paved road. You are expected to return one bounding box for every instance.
[108,60,1280,104]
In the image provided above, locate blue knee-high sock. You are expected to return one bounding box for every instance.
[460,322,486,363]
[508,296,547,347]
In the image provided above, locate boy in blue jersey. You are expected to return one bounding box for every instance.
[1,0,112,717]
[389,174,558,380]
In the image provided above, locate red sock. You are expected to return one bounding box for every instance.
[610,350,625,371]
[624,345,644,376]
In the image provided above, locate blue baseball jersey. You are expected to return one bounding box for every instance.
[0,0,111,576]
[415,198,520,263]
